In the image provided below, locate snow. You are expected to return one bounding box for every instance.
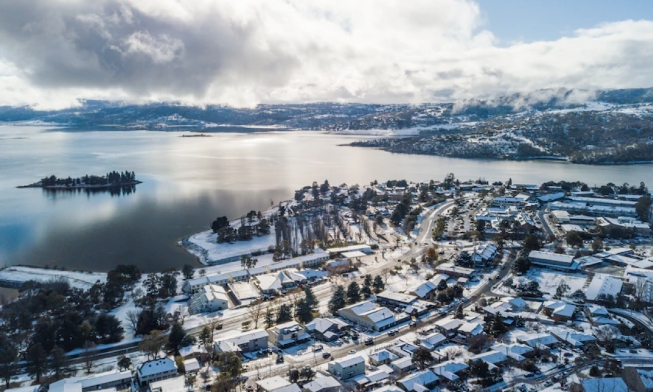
[185,229,277,266]
[521,268,588,298]
[0,266,106,288]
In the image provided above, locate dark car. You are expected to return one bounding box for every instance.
[322,352,332,359]
[365,338,374,346]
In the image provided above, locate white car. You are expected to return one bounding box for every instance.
[349,349,357,354]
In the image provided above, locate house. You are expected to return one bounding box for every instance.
[149,376,185,392]
[136,358,178,385]
[188,284,229,314]
[434,318,464,335]
[581,378,628,392]
[229,281,260,304]
[397,370,439,392]
[528,251,578,271]
[552,331,596,347]
[79,371,133,391]
[543,301,576,322]
[516,333,558,349]
[182,273,230,294]
[376,291,417,307]
[458,322,484,337]
[305,318,349,342]
[267,321,311,348]
[471,350,508,366]
[214,329,268,354]
[622,366,653,392]
[410,281,438,300]
[369,350,399,366]
[354,369,390,390]
[418,333,447,350]
[435,263,474,278]
[472,243,498,265]
[338,301,402,331]
[48,379,82,392]
[298,252,331,268]
[490,344,534,362]
[390,357,415,375]
[182,358,200,374]
[326,245,372,256]
[303,376,342,392]
[328,354,365,379]
[256,376,292,392]
[430,362,468,382]
[508,297,528,310]
[586,273,623,301]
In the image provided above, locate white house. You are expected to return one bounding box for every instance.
[136,358,178,385]
[188,284,229,314]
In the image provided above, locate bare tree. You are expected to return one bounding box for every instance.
[442,346,464,360]
[125,310,141,334]
[248,300,265,329]
[595,325,619,342]
[82,341,97,374]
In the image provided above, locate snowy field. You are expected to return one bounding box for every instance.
[0,266,106,288]
[519,268,588,298]
[185,229,277,266]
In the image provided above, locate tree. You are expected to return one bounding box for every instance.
[25,342,47,383]
[362,275,373,298]
[592,236,604,253]
[48,346,67,380]
[565,231,584,248]
[555,281,571,299]
[412,347,434,370]
[523,234,541,251]
[303,287,318,314]
[437,278,448,291]
[241,254,257,269]
[467,334,488,354]
[328,286,347,312]
[373,275,385,293]
[117,356,132,371]
[182,264,195,280]
[264,305,275,329]
[276,304,293,324]
[213,352,242,392]
[199,326,213,347]
[0,333,18,387]
[300,367,316,381]
[570,289,586,302]
[248,301,265,329]
[468,359,489,379]
[167,322,187,353]
[94,313,124,343]
[636,194,652,222]
[295,299,314,324]
[346,281,361,304]
[491,313,507,334]
[288,369,300,383]
[513,256,531,274]
[82,341,97,374]
[139,330,167,360]
[455,305,464,319]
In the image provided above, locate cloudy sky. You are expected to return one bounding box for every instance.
[0,0,652,109]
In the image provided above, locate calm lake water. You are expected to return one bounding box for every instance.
[1,125,652,272]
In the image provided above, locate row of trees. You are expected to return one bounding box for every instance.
[39,171,136,187]
[328,275,385,312]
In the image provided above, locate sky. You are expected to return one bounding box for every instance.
[0,0,651,109]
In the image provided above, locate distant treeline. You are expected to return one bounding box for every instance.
[39,171,137,187]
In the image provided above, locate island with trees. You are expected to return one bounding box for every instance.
[18,171,141,190]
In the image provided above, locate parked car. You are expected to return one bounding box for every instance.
[349,349,357,354]
[365,338,374,346]
[322,352,332,359]
[387,330,397,337]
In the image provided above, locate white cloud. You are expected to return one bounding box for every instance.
[0,0,651,109]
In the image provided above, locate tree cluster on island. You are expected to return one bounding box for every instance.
[211,211,270,244]
[25,171,139,188]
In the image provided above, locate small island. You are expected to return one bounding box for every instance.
[18,171,142,189]
[180,133,212,137]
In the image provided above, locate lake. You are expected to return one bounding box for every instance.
[1,125,652,272]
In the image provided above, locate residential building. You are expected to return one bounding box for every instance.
[471,351,508,366]
[581,378,628,392]
[410,281,438,300]
[267,321,311,348]
[418,332,447,350]
[136,358,178,386]
[376,291,417,307]
[551,331,596,347]
[305,318,349,342]
[214,329,268,354]
[188,284,229,314]
[327,355,365,379]
[256,376,296,392]
[490,344,534,362]
[397,370,439,392]
[338,301,403,331]
[149,375,185,392]
[528,251,578,271]
[229,281,260,304]
[430,362,468,382]
[326,245,372,256]
[182,274,230,294]
[369,350,399,366]
[622,366,653,392]
[435,263,474,278]
[303,376,342,392]
[543,301,576,322]
[79,371,132,392]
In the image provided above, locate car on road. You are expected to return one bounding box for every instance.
[349,349,357,354]
[322,352,331,358]
[409,321,417,327]
[365,338,374,346]
[387,330,397,336]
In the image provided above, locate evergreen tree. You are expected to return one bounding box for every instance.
[264,306,275,329]
[328,286,347,312]
[198,326,213,347]
[276,304,293,323]
[25,342,47,383]
[182,264,195,280]
[167,322,187,352]
[492,313,507,334]
[48,346,67,380]
[347,282,361,304]
[362,275,373,298]
[295,299,314,324]
[412,347,434,370]
[303,287,318,314]
[437,279,448,291]
[117,356,132,371]
[372,276,385,293]
[455,305,464,319]
[0,333,18,387]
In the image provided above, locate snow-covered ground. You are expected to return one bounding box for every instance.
[184,229,277,266]
[0,266,106,288]
[518,268,588,298]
